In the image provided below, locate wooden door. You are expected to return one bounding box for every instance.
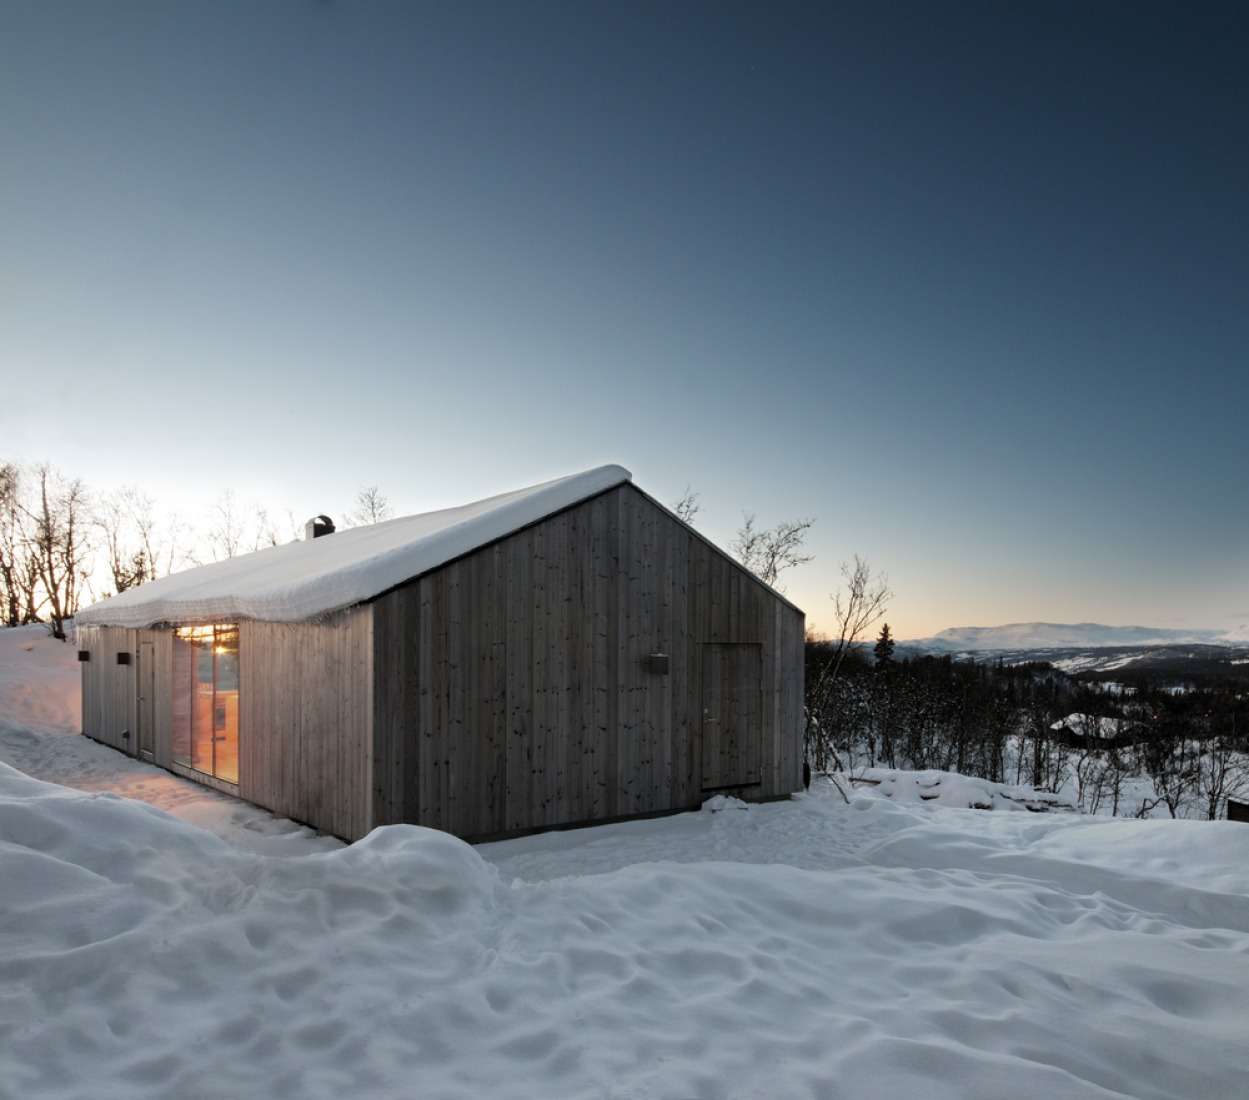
[137,641,156,761]
[700,642,762,794]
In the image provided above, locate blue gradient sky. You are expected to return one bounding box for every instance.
[4,1,1246,639]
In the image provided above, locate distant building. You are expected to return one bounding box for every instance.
[76,466,805,841]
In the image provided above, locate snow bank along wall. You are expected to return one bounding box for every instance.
[78,480,805,841]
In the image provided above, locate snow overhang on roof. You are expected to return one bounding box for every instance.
[76,465,632,629]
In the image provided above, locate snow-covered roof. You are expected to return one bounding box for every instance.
[76,465,632,629]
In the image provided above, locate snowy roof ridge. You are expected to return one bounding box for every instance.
[76,465,632,628]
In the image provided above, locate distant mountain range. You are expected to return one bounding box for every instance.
[910,622,1247,651]
[902,622,1249,678]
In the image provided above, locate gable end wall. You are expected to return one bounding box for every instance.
[371,483,803,841]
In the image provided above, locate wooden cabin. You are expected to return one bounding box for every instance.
[76,466,805,842]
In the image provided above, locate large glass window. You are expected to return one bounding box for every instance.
[172,625,239,784]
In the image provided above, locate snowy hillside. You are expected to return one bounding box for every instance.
[915,621,1233,650]
[3,625,1249,1099]
[905,621,1249,676]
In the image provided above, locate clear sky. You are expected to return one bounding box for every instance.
[3,1,1246,640]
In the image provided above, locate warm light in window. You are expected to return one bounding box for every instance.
[176,624,237,648]
[178,624,222,643]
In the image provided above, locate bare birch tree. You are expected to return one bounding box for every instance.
[823,556,893,687]
[206,489,248,560]
[805,555,892,771]
[1196,738,1249,821]
[0,463,28,626]
[344,485,394,527]
[94,486,154,596]
[27,465,91,639]
[205,489,288,560]
[669,487,701,526]
[731,514,814,589]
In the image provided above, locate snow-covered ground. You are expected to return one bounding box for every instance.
[3,624,1248,1099]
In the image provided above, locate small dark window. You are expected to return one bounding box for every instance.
[77,650,90,662]
[116,652,131,665]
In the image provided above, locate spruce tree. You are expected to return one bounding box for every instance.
[874,623,895,670]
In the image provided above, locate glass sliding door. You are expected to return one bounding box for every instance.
[172,625,240,784]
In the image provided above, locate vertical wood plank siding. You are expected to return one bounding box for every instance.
[372,484,803,842]
[239,608,373,841]
[78,484,801,843]
[78,624,138,754]
[78,626,171,761]
[142,630,174,768]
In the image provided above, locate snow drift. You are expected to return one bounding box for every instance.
[3,624,1249,1099]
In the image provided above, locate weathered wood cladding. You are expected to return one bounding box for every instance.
[78,626,172,758]
[77,482,802,844]
[78,624,137,755]
[372,484,804,841]
[81,615,373,839]
[239,609,373,842]
[139,630,173,767]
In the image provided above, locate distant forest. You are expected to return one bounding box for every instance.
[806,635,1249,821]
